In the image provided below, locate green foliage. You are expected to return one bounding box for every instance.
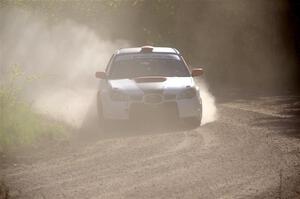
[0,65,65,152]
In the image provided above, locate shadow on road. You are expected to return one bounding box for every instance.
[253,96,300,139]
[76,101,199,143]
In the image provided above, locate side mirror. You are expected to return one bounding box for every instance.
[95,71,107,79]
[191,68,204,77]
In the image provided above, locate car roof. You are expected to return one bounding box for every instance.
[116,46,180,55]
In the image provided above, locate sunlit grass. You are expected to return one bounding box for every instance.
[0,65,66,152]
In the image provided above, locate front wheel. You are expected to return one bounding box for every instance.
[184,105,202,127]
[97,94,110,130]
[184,117,201,127]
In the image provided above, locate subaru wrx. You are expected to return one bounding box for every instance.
[95,46,203,127]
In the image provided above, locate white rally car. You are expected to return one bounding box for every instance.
[95,46,203,127]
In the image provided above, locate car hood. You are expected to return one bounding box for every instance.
[107,77,195,94]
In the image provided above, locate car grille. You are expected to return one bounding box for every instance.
[144,94,163,104]
[128,93,176,103]
[164,94,176,100]
[130,95,143,101]
[129,102,178,120]
[143,89,164,94]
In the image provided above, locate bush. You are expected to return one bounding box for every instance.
[0,66,65,152]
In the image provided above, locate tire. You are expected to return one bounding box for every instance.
[185,117,201,127]
[97,93,110,130]
[184,104,202,127]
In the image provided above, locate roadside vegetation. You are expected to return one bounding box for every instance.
[0,66,66,153]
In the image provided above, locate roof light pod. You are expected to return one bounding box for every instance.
[141,46,154,53]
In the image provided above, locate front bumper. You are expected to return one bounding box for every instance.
[129,102,179,120]
[100,92,202,120]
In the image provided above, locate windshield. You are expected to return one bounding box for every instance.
[108,54,190,79]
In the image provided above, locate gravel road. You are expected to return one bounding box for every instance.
[1,96,300,199]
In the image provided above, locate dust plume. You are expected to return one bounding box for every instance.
[0,8,218,129]
[0,8,127,128]
[196,79,217,125]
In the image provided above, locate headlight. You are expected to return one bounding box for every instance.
[177,87,197,99]
[110,89,128,101]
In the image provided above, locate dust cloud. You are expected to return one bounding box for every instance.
[197,80,217,125]
[0,8,126,128]
[0,8,217,129]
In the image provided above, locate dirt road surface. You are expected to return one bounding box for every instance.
[1,96,300,199]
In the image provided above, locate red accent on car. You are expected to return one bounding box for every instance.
[141,46,154,53]
[133,76,167,83]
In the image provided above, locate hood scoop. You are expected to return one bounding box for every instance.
[133,76,167,83]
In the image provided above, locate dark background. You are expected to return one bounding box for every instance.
[1,0,299,96]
